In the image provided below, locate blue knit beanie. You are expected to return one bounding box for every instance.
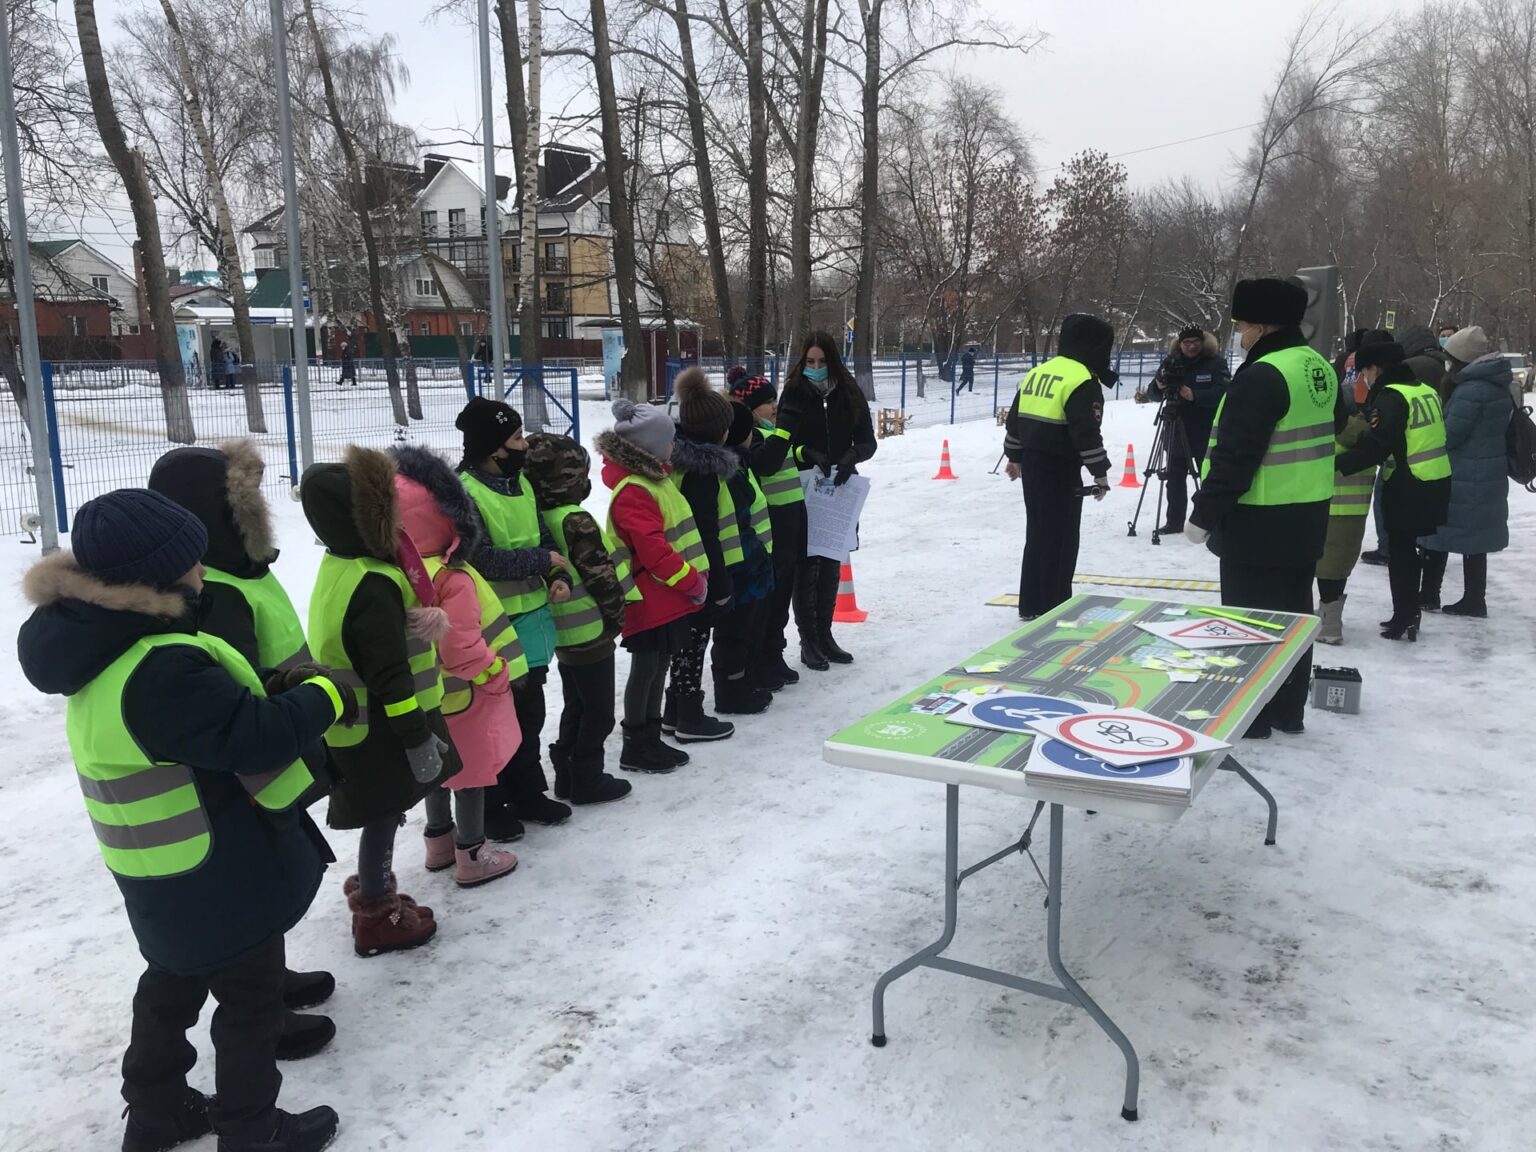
[72,488,209,587]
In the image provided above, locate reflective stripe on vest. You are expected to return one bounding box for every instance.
[66,632,317,879]
[1331,440,1374,518]
[306,553,446,747]
[714,481,744,568]
[747,471,774,554]
[1385,382,1452,481]
[459,470,550,618]
[1013,356,1094,425]
[1204,345,1337,506]
[424,557,529,715]
[541,506,625,648]
[758,428,805,507]
[606,473,710,587]
[202,567,312,671]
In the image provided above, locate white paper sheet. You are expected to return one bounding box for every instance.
[802,472,871,563]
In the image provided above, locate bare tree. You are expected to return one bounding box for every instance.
[786,0,830,338]
[75,0,195,442]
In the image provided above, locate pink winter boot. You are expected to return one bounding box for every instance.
[424,829,456,872]
[454,842,518,888]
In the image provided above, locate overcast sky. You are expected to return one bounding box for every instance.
[74,0,1420,268]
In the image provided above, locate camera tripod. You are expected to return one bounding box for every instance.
[1127,396,1202,545]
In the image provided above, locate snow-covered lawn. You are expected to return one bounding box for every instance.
[0,396,1531,1151]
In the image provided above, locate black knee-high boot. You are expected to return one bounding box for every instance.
[796,559,829,670]
[816,558,852,664]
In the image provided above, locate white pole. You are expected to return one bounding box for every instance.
[478,0,507,398]
[0,8,58,550]
[271,0,314,471]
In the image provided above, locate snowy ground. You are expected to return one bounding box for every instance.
[1,396,1533,1152]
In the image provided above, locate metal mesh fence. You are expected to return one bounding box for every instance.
[0,358,579,533]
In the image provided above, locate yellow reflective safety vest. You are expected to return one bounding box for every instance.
[1013,356,1095,425]
[202,567,312,671]
[459,470,549,619]
[306,554,446,748]
[1385,381,1452,481]
[709,480,744,568]
[67,632,318,879]
[542,506,641,649]
[757,427,806,507]
[607,474,710,588]
[747,471,774,554]
[1330,441,1374,518]
[421,556,529,715]
[1204,345,1337,506]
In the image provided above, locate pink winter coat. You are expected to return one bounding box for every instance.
[396,474,522,790]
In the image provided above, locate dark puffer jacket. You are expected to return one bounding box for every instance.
[776,375,877,477]
[1154,329,1229,419]
[1002,313,1113,477]
[524,433,628,665]
[16,556,336,974]
[1422,353,1514,555]
[300,447,462,829]
[669,430,742,614]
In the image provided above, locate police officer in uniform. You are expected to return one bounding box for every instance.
[1003,313,1116,619]
[1187,278,1343,738]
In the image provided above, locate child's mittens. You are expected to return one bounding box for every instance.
[406,606,452,643]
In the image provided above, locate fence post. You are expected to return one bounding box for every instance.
[282,366,300,489]
[900,354,907,409]
[569,367,580,443]
[771,354,779,391]
[993,354,1001,415]
[41,362,68,531]
[949,365,957,425]
[463,361,476,401]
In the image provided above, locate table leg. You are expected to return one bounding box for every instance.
[871,783,960,1047]
[1220,756,1279,845]
[1045,803,1142,1122]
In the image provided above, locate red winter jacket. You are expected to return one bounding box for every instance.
[596,431,707,637]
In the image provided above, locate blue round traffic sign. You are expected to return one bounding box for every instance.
[1038,738,1184,779]
[970,694,1085,733]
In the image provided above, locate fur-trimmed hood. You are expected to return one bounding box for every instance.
[668,433,738,479]
[147,438,277,578]
[391,444,482,562]
[596,429,667,483]
[524,432,592,507]
[299,445,400,561]
[18,551,197,697]
[1166,330,1222,358]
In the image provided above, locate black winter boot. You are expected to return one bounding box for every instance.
[514,793,573,826]
[122,1089,211,1152]
[661,688,679,735]
[765,651,799,688]
[549,742,572,800]
[800,638,831,671]
[714,674,773,715]
[619,722,678,774]
[282,969,334,1011]
[215,1106,339,1152]
[647,721,690,767]
[482,806,526,844]
[814,559,852,663]
[275,1012,335,1061]
[671,690,735,742]
[820,632,854,664]
[568,749,632,805]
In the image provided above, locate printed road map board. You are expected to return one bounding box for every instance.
[825,594,1316,780]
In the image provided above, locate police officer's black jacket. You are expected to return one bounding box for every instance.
[1336,362,1451,537]
[17,556,335,975]
[1190,325,1348,567]
[1002,314,1114,478]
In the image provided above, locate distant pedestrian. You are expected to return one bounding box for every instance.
[208,339,224,389]
[338,341,356,387]
[955,347,977,395]
[223,348,239,391]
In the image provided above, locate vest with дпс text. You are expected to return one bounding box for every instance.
[1203,345,1337,506]
[306,553,445,748]
[1383,381,1451,482]
[459,470,549,619]
[201,567,311,671]
[541,506,642,649]
[67,632,319,880]
[1013,356,1095,426]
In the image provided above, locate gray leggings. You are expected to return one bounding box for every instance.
[424,787,487,847]
[624,648,669,726]
[357,815,400,900]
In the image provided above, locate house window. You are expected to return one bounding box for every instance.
[459,322,474,336]
[598,201,610,225]
[415,277,437,298]
[129,324,140,335]
[420,322,431,336]
[90,274,109,293]
[421,210,438,236]
[254,247,278,269]
[449,208,466,238]
[543,317,569,340]
[545,282,567,312]
[66,315,87,336]
[543,241,567,273]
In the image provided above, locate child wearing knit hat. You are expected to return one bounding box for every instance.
[597,397,709,773]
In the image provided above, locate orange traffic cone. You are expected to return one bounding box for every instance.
[1118,444,1141,489]
[933,440,958,480]
[833,563,868,624]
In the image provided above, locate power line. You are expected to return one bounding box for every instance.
[1036,120,1263,175]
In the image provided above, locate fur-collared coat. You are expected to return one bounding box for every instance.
[300,446,463,828]
[597,430,708,637]
[16,556,336,974]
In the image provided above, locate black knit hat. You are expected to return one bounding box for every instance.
[730,373,777,412]
[455,396,523,461]
[73,488,208,588]
[1178,325,1204,343]
[727,400,756,448]
[1231,278,1308,326]
[674,367,733,444]
[1353,330,1405,370]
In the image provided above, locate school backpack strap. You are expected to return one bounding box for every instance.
[1507,402,1536,491]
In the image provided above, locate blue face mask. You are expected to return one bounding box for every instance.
[803,365,829,383]
[1439,337,1449,347]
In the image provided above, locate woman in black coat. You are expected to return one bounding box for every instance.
[772,331,876,670]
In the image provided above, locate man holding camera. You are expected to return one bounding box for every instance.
[1152,325,1229,534]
